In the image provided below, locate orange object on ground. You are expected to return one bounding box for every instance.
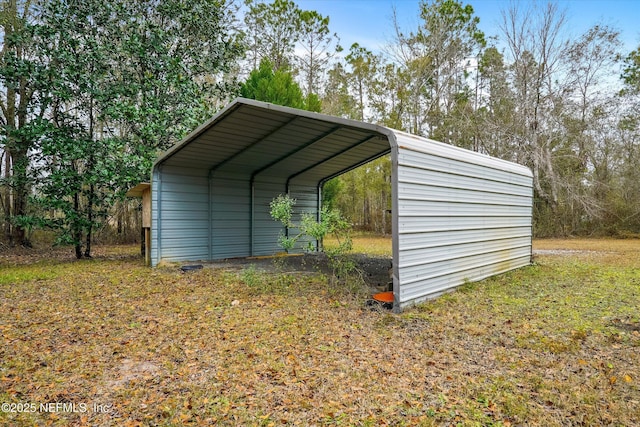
[372,291,394,303]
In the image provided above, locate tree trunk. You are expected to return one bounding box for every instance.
[10,148,30,246]
[73,189,83,259]
[84,183,94,258]
[2,151,12,241]
[117,201,122,235]
[1,0,33,247]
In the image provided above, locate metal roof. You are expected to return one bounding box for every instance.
[155,98,393,186]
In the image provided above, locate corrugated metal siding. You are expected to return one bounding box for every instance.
[210,172,251,258]
[208,173,318,258]
[394,132,533,308]
[253,178,287,255]
[150,169,160,266]
[152,165,209,264]
[288,183,320,252]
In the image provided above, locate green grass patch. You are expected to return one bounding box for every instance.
[0,266,58,285]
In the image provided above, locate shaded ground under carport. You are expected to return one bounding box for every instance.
[191,252,393,293]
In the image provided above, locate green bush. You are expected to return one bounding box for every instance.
[269,194,359,282]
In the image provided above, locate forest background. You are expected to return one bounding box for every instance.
[1,0,640,258]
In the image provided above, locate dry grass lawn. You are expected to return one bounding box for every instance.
[1,237,639,426]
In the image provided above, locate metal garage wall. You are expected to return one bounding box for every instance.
[393,131,533,308]
[209,174,319,258]
[152,165,209,265]
[252,177,289,256]
[150,168,160,264]
[155,170,323,264]
[210,171,250,259]
[288,182,320,252]
[251,180,319,256]
[210,173,318,259]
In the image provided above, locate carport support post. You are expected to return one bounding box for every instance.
[144,228,151,266]
[284,184,291,247]
[389,140,400,313]
[155,166,162,264]
[250,180,255,256]
[208,170,213,261]
[316,183,323,252]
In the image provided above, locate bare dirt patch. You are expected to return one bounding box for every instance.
[106,359,162,389]
[199,252,393,290]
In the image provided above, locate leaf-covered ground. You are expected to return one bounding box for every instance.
[1,238,639,426]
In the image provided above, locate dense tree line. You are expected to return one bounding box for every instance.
[324,2,640,237]
[1,0,639,256]
[1,0,243,255]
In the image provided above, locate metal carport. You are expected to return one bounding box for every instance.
[151,98,533,310]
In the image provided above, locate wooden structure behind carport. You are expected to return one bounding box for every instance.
[149,98,534,310]
[126,182,151,265]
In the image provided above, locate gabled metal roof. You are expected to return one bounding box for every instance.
[155,98,393,185]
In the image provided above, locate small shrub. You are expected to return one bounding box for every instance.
[241,265,262,287]
[269,194,360,284]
